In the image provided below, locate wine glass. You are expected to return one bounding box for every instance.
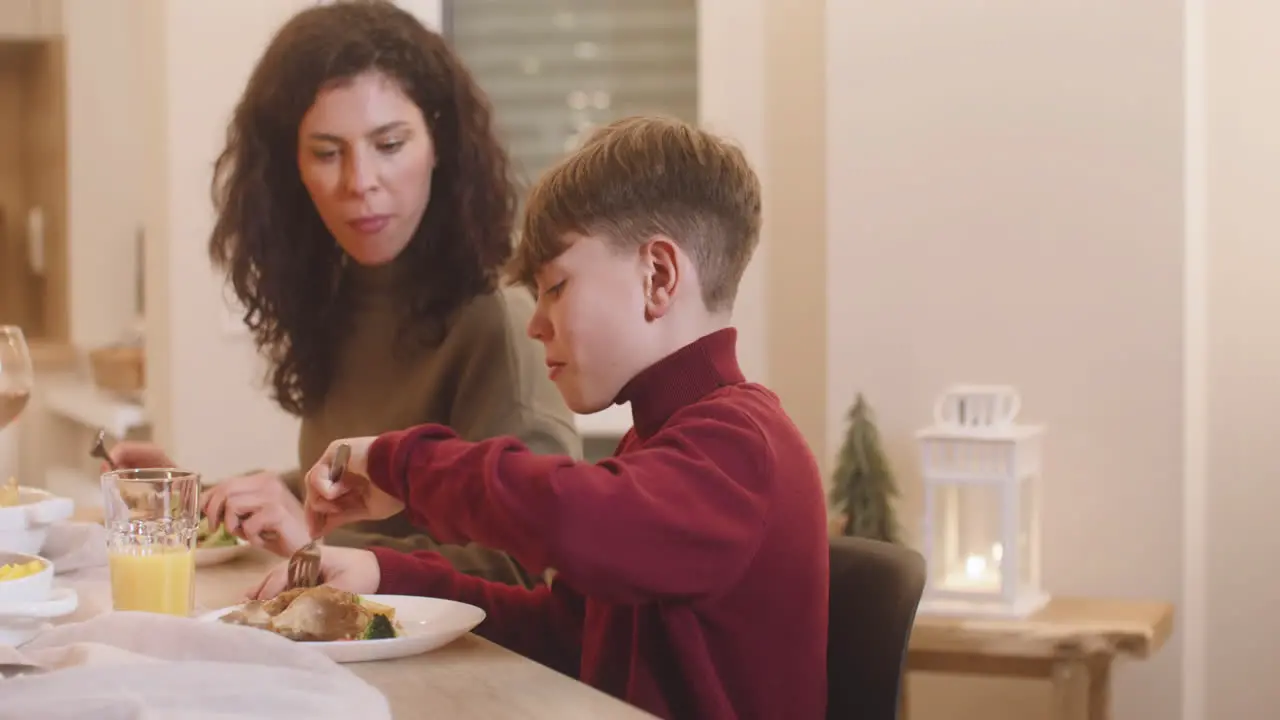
[0,326,34,430]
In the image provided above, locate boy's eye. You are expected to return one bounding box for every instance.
[541,280,566,300]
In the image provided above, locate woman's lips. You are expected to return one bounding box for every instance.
[347,215,391,235]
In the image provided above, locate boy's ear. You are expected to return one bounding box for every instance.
[641,236,680,320]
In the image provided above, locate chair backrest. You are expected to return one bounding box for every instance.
[826,536,927,720]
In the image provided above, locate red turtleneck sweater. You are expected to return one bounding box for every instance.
[367,329,829,720]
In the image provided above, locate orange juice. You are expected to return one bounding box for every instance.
[108,545,195,615]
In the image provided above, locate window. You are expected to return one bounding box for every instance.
[447,0,698,192]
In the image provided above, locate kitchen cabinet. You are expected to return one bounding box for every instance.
[0,37,67,341]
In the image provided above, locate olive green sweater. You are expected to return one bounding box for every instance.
[288,261,581,587]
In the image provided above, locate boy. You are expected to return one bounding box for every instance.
[271,116,830,719]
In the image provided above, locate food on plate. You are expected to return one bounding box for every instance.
[0,559,44,581]
[220,585,400,642]
[196,517,239,548]
[0,477,21,507]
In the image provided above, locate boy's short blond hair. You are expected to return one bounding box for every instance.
[506,116,762,312]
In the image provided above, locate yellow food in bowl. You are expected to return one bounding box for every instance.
[0,560,45,582]
[0,477,19,507]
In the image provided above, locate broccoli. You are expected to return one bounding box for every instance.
[361,614,396,640]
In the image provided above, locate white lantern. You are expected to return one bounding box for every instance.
[916,385,1049,618]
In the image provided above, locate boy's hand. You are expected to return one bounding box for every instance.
[303,437,405,537]
[246,546,381,600]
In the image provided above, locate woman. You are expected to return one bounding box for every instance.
[110,0,581,588]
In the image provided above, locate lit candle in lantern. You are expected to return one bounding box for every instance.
[945,544,1002,592]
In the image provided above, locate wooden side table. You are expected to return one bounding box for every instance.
[905,598,1174,720]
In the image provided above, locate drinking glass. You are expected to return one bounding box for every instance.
[101,468,201,615]
[0,326,33,430]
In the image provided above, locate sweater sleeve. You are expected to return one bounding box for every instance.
[290,454,535,585]
[326,530,536,587]
[369,547,583,675]
[366,404,773,605]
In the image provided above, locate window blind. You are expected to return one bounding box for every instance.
[446,0,698,191]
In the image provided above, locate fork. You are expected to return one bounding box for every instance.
[90,429,119,471]
[285,443,350,591]
[286,539,322,591]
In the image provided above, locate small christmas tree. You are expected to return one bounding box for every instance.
[829,393,904,544]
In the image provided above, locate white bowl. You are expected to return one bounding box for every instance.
[0,487,75,555]
[0,551,77,646]
[0,551,54,605]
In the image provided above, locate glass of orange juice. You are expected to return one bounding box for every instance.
[101,468,200,616]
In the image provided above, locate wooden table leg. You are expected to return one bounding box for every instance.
[1085,656,1112,720]
[1050,659,1087,720]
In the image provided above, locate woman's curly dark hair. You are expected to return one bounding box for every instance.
[209,0,515,417]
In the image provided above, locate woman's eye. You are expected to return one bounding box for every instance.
[377,140,405,154]
[311,148,339,161]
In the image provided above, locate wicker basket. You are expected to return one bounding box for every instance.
[89,345,145,400]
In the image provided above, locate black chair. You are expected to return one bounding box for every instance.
[827,536,927,720]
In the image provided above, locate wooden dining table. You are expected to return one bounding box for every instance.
[197,551,655,719]
[61,507,655,719]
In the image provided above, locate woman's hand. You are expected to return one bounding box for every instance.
[303,437,405,537]
[101,441,176,473]
[246,546,381,600]
[203,472,312,557]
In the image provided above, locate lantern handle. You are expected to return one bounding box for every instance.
[933,385,1022,428]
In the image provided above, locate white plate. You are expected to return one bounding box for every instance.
[194,539,251,567]
[197,594,486,663]
[0,587,79,646]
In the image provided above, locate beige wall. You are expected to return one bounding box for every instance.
[763,0,827,471]
[821,2,1280,720]
[825,2,1185,719]
[1204,1,1280,717]
[698,0,769,383]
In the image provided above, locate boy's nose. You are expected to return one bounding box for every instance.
[526,311,550,342]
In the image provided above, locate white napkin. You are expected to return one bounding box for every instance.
[0,612,391,720]
[40,522,108,575]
